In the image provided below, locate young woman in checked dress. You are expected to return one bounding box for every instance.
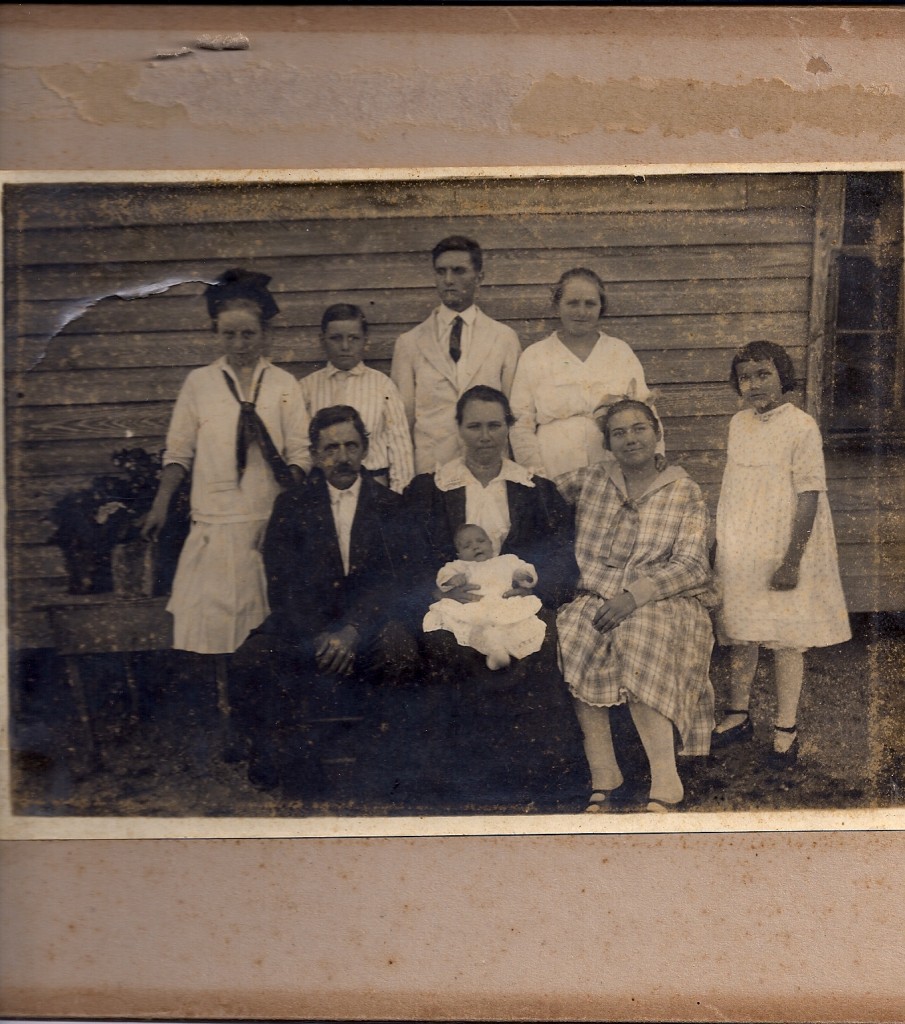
[556,400,716,812]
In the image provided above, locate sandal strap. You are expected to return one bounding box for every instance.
[725,708,750,717]
[774,723,798,733]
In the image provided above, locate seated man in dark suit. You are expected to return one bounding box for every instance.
[231,404,421,799]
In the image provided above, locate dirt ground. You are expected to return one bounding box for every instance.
[8,613,905,820]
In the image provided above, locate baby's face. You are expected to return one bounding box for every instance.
[456,527,493,562]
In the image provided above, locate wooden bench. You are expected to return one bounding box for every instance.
[44,595,173,766]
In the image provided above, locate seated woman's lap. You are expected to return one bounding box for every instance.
[418,609,587,805]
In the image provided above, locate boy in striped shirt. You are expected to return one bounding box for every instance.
[301,304,414,493]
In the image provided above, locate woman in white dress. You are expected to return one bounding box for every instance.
[142,269,311,726]
[509,267,662,478]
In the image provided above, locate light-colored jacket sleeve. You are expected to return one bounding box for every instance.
[499,327,522,398]
[508,349,545,473]
[281,376,312,473]
[390,332,417,431]
[383,376,416,493]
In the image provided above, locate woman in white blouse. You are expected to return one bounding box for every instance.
[403,385,585,809]
[509,267,661,478]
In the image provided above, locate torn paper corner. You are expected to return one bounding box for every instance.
[27,275,217,371]
[194,33,250,51]
[152,48,194,62]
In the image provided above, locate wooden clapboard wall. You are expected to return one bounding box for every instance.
[4,173,902,649]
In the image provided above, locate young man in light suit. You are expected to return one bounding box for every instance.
[391,235,522,474]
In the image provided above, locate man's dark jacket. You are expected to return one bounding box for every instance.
[257,469,421,647]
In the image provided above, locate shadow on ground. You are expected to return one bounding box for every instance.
[8,614,904,820]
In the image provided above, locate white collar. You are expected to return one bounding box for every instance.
[327,475,362,505]
[434,456,536,492]
[217,355,270,377]
[605,461,687,501]
[325,361,367,378]
[437,304,478,328]
[753,401,792,423]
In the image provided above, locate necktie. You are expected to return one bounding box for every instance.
[222,369,295,488]
[449,315,463,363]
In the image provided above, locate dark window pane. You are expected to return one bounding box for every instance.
[836,254,901,331]
[842,173,904,246]
[831,331,897,414]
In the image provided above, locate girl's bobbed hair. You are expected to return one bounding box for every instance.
[729,340,797,395]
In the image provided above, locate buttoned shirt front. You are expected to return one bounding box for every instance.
[327,475,362,576]
[300,361,414,492]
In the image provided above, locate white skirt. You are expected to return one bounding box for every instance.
[167,518,269,655]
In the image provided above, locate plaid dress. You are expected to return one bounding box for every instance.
[556,463,716,755]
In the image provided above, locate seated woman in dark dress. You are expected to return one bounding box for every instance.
[404,385,587,810]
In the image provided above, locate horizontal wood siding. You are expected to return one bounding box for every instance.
[4,173,897,649]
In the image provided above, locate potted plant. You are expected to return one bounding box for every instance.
[48,447,189,597]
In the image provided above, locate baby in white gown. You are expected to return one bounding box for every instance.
[423,524,547,670]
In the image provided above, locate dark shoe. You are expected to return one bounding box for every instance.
[710,710,753,750]
[766,725,799,770]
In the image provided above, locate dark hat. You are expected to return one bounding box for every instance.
[205,268,280,321]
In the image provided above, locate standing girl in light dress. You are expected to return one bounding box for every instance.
[509,267,663,478]
[711,340,851,769]
[142,269,311,724]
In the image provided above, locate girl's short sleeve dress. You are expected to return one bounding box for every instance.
[715,403,851,651]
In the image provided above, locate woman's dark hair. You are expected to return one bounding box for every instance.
[455,384,516,426]
[551,267,607,315]
[729,340,797,395]
[320,303,369,336]
[309,404,370,454]
[432,235,483,273]
[205,268,280,322]
[600,399,661,450]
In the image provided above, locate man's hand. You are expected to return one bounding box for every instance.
[314,624,359,676]
[592,591,637,634]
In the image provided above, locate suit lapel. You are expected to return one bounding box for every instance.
[419,309,458,387]
[348,475,374,576]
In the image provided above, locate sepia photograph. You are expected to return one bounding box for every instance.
[4,168,905,837]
